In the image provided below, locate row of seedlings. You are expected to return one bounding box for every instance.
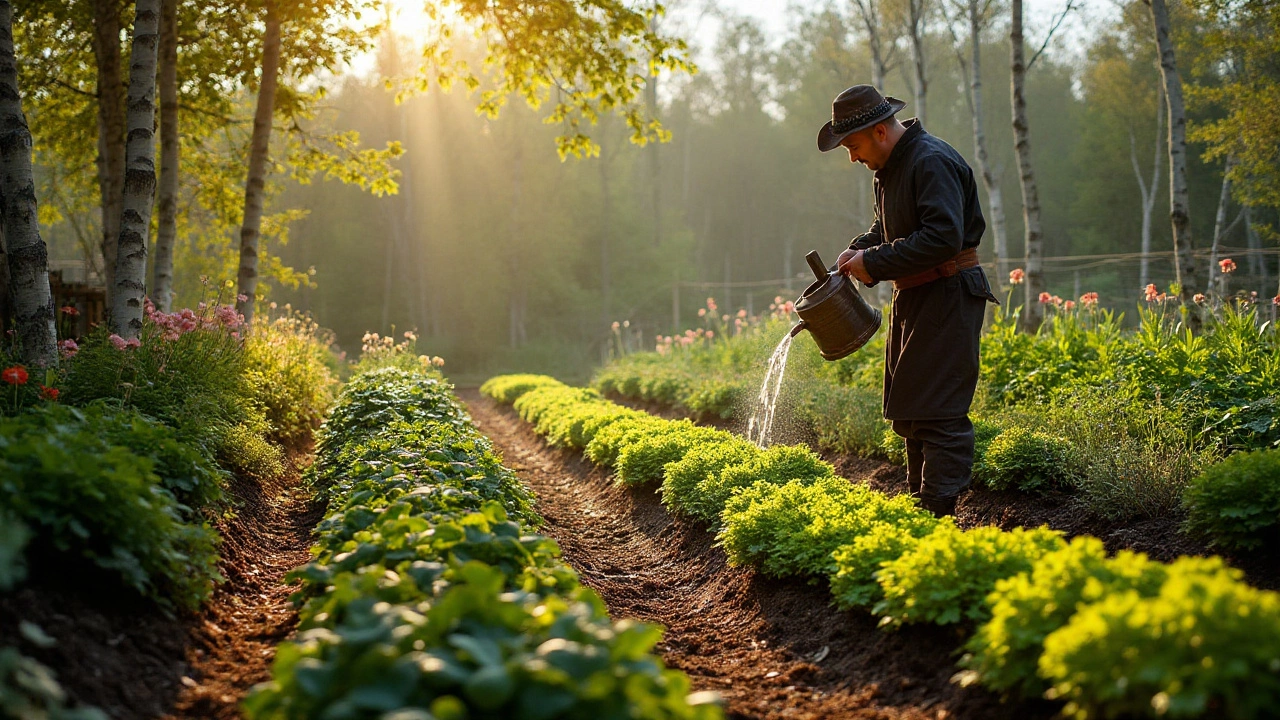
[244,367,722,720]
[481,374,1280,720]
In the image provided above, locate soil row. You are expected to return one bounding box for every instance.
[460,390,1057,720]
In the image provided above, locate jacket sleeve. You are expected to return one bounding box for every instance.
[849,216,884,251]
[861,154,966,281]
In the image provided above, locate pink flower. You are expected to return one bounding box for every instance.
[1080,292,1099,306]
[1273,295,1280,307]
[125,337,140,349]
[60,305,79,317]
[706,298,717,312]
[1063,300,1076,311]
[1009,268,1025,285]
[706,331,715,338]
[1144,284,1160,303]
[1219,258,1237,274]
[737,309,747,318]
[58,339,79,358]
[782,301,795,314]
[214,305,243,329]
[698,308,706,317]
[109,334,128,351]
[237,293,249,303]
[1038,292,1053,304]
[611,321,620,330]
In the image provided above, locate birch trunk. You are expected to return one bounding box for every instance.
[853,0,890,91]
[1011,0,1045,331]
[1206,155,1235,296]
[111,0,161,339]
[508,140,526,348]
[0,1,57,366]
[966,0,1008,281]
[151,0,178,312]
[236,3,282,326]
[1149,0,1196,301]
[92,0,126,301]
[907,0,928,126]
[1131,86,1163,290]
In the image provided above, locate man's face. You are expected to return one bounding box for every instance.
[839,124,889,170]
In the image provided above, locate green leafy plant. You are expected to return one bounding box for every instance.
[583,415,672,468]
[874,524,1066,627]
[981,427,1079,493]
[660,439,761,520]
[0,645,107,720]
[243,311,340,446]
[1039,557,1280,720]
[699,445,834,524]
[959,537,1168,697]
[0,406,221,612]
[830,516,946,610]
[480,373,562,404]
[616,424,731,487]
[1183,447,1280,551]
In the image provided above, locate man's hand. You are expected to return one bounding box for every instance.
[838,248,875,285]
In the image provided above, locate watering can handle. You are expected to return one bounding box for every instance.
[805,251,829,281]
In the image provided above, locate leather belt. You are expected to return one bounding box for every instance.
[893,247,980,291]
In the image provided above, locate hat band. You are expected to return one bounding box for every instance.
[831,99,891,135]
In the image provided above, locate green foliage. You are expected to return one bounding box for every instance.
[0,405,221,612]
[874,525,1066,627]
[0,645,107,720]
[830,516,946,610]
[660,440,761,521]
[616,425,732,487]
[1183,448,1280,551]
[797,384,891,459]
[719,477,881,578]
[981,427,1079,493]
[243,312,340,446]
[247,365,721,720]
[480,374,562,404]
[960,537,1168,697]
[1039,557,1280,720]
[583,416,672,468]
[701,446,834,524]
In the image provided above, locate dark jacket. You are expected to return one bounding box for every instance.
[847,120,997,420]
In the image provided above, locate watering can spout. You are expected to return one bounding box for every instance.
[788,320,807,338]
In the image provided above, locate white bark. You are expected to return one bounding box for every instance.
[236,4,282,325]
[964,0,1008,281]
[907,0,929,125]
[1011,0,1045,330]
[151,0,178,312]
[1149,0,1196,301]
[0,0,57,366]
[111,0,161,340]
[1130,87,1162,291]
[852,0,894,91]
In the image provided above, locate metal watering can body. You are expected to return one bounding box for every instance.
[789,250,882,361]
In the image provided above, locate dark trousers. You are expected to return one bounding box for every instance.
[891,417,974,513]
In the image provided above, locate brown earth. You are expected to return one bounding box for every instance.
[461,390,1059,720]
[0,449,321,720]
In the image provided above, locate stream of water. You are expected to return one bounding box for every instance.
[746,333,794,447]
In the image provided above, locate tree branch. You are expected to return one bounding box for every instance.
[1028,0,1077,70]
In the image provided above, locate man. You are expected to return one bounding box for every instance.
[818,84,998,518]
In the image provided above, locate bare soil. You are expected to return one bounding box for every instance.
[0,449,321,720]
[461,390,1058,720]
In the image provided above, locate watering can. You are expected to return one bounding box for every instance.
[787,250,882,361]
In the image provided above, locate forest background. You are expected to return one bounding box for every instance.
[21,0,1278,380]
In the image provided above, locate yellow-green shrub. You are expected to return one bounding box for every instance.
[616,425,734,487]
[830,516,946,610]
[243,312,339,446]
[660,440,761,520]
[1040,557,1280,720]
[875,524,1066,627]
[480,373,563,404]
[960,537,1168,697]
[699,445,834,523]
[584,416,672,467]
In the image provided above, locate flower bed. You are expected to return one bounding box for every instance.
[484,374,1280,720]
[245,367,721,719]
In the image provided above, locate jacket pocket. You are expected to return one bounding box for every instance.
[961,266,1001,304]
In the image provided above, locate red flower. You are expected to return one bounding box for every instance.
[1144,284,1160,303]
[60,305,79,317]
[1009,268,1026,285]
[39,385,59,401]
[1038,291,1053,304]
[1219,258,1237,274]
[1,366,28,385]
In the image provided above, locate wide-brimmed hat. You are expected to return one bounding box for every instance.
[817,85,906,152]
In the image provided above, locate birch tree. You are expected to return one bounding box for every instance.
[234,1,282,325]
[1205,155,1235,296]
[111,0,161,339]
[904,0,930,126]
[1011,0,1045,330]
[91,0,126,301]
[850,0,898,91]
[0,0,57,366]
[1147,0,1196,301]
[150,0,178,311]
